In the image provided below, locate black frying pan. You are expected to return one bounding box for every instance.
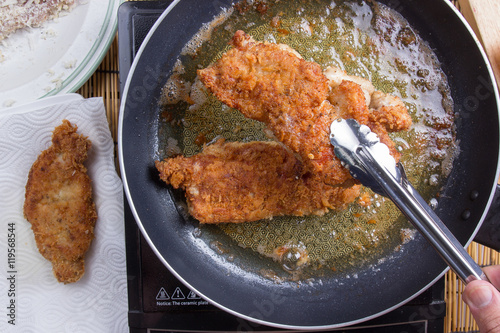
[118,0,500,329]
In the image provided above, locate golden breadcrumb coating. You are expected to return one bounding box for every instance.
[24,120,96,283]
[156,139,360,223]
[162,30,412,224]
[198,30,412,186]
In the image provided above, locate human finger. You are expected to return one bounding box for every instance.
[463,279,500,333]
[483,265,500,290]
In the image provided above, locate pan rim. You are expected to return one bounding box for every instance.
[444,0,500,250]
[118,0,500,329]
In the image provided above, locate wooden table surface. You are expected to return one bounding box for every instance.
[78,1,500,332]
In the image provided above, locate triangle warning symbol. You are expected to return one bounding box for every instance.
[171,287,186,300]
[156,287,170,300]
[187,290,201,299]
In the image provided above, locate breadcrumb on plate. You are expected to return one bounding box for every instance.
[0,0,78,41]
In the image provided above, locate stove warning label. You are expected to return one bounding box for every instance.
[171,287,185,300]
[156,287,169,301]
[155,287,209,307]
[187,291,201,300]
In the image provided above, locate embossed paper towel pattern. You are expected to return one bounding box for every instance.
[0,94,127,333]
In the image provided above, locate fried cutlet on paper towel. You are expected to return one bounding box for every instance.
[24,120,97,283]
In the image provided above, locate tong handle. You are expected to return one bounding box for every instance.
[357,146,487,284]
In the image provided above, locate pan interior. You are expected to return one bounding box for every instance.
[156,0,457,281]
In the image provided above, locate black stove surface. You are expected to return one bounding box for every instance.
[117,2,446,332]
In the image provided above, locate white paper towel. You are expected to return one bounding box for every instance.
[0,94,127,332]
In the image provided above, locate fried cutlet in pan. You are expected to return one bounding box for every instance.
[159,31,412,224]
[197,30,352,186]
[24,120,97,283]
[198,30,412,186]
[155,139,361,224]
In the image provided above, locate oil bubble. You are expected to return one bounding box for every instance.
[280,246,309,271]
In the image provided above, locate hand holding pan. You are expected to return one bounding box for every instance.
[330,118,491,284]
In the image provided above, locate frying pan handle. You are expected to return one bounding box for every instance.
[358,147,488,284]
[474,184,500,251]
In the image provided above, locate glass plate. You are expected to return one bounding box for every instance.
[0,0,123,109]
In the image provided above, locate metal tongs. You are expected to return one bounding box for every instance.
[330,118,487,284]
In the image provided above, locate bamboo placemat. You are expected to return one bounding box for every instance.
[446,244,500,332]
[77,36,120,168]
[76,2,499,332]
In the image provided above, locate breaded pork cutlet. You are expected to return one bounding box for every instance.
[159,31,412,224]
[24,120,97,283]
[155,139,361,224]
[198,30,412,186]
[324,66,413,158]
[197,30,352,186]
